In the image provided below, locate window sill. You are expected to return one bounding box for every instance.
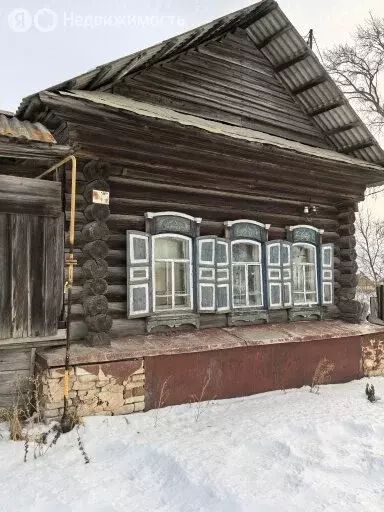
[146,312,200,333]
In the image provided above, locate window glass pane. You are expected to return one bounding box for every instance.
[174,262,189,295]
[232,243,259,263]
[293,245,315,264]
[155,261,172,309]
[282,244,290,265]
[305,265,316,292]
[294,292,305,303]
[155,237,188,259]
[293,265,304,293]
[269,245,280,265]
[217,243,228,265]
[248,265,262,306]
[233,265,247,306]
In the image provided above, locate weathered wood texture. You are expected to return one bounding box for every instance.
[62,157,351,340]
[115,29,331,149]
[0,175,62,216]
[0,348,31,407]
[80,162,112,346]
[0,213,64,340]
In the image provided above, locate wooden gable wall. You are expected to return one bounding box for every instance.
[114,29,332,150]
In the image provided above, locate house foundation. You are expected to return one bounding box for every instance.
[35,320,384,420]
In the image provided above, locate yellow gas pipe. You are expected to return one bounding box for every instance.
[37,155,77,431]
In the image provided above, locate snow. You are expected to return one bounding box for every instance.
[1,378,384,512]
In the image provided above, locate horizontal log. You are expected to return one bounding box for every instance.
[338,224,356,236]
[339,236,357,250]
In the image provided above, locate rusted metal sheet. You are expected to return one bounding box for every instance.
[145,334,364,409]
[0,114,56,144]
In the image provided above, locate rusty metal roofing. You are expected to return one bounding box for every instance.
[0,114,56,144]
[17,0,384,166]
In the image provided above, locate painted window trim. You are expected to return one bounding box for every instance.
[322,246,333,268]
[129,267,149,282]
[322,281,333,305]
[288,225,325,234]
[129,283,149,316]
[217,283,230,312]
[269,282,282,307]
[267,242,281,266]
[199,268,215,281]
[292,242,319,306]
[216,240,229,266]
[129,234,149,264]
[231,239,264,309]
[152,233,193,313]
[225,219,271,230]
[199,238,216,265]
[199,283,216,311]
[146,211,202,224]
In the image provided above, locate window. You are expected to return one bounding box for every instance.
[231,240,263,308]
[292,243,318,305]
[153,235,193,311]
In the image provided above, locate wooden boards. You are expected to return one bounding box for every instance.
[0,213,64,340]
[0,174,62,217]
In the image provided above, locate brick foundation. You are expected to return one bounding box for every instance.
[37,359,145,420]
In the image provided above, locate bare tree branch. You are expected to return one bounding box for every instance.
[356,206,384,285]
[324,13,384,134]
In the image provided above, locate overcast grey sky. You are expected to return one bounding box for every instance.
[0,0,383,113]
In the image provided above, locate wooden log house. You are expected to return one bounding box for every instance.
[2,0,384,413]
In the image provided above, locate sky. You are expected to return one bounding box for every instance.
[1,0,384,212]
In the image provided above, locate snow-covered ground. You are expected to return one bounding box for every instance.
[1,378,384,512]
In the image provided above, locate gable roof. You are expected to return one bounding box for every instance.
[18,0,384,166]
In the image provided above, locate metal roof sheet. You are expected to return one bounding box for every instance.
[17,0,384,166]
[0,114,56,144]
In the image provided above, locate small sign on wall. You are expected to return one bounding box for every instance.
[92,189,110,205]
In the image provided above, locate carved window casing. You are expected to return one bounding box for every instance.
[126,215,334,330]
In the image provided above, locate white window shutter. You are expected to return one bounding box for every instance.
[266,241,293,309]
[127,231,152,318]
[197,236,216,312]
[281,241,293,307]
[320,244,334,305]
[216,238,231,313]
[266,241,283,309]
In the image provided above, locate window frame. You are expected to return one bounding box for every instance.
[152,233,193,313]
[231,239,264,309]
[292,242,319,306]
